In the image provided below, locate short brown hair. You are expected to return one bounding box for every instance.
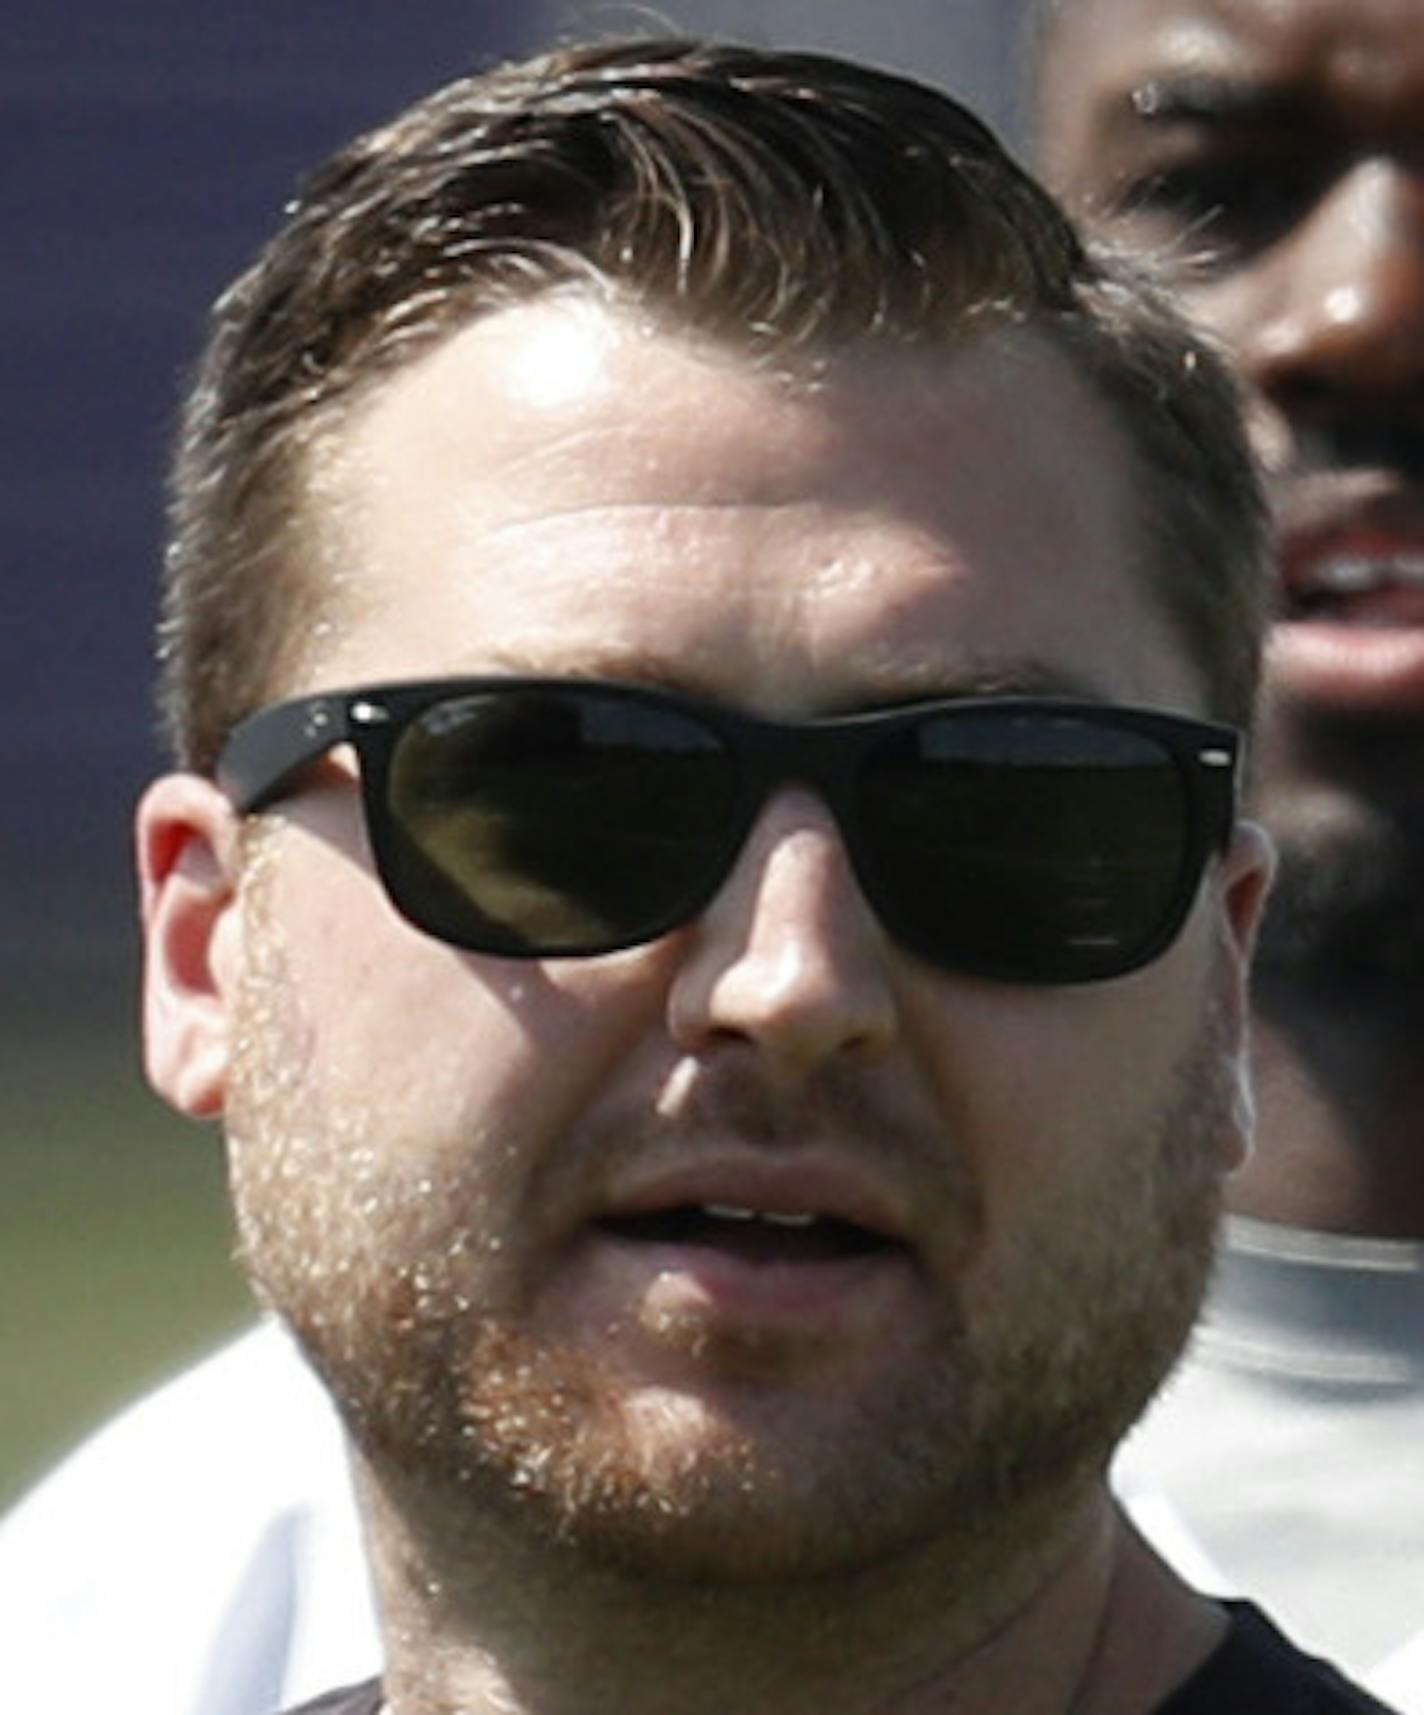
[162,36,1266,770]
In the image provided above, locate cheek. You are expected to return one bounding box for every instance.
[247,831,648,1141]
[1173,276,1269,389]
[225,841,678,1283]
[903,931,1222,1206]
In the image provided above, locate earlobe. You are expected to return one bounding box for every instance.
[136,774,245,1119]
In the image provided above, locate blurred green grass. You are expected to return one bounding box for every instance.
[2,1022,250,1510]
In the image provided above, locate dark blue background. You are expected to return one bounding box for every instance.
[5,4,542,1027]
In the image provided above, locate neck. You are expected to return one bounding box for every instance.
[359,1467,1220,1715]
[1230,975,1424,1238]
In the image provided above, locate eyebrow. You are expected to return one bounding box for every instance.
[1127,74,1313,129]
[429,652,1114,710]
[888,661,1111,704]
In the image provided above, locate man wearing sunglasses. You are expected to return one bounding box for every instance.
[115,33,1396,1715]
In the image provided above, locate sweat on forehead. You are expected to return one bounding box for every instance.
[301,297,1162,687]
[157,35,1267,774]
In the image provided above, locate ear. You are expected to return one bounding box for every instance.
[136,773,245,1118]
[1218,818,1276,975]
[1213,818,1276,1166]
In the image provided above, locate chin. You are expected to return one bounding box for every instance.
[324,1272,1189,1593]
[348,1315,987,1584]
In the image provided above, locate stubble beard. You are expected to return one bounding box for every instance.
[224,916,1234,1592]
[1255,814,1424,997]
[1252,698,1424,997]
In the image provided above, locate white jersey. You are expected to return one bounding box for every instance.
[0,1323,376,1715]
[1117,1217,1424,1715]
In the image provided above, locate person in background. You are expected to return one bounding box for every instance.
[1032,2,1424,1707]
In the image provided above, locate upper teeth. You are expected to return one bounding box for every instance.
[1307,554,1424,594]
[702,1203,818,1228]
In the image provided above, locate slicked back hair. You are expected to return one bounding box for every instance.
[163,35,1266,770]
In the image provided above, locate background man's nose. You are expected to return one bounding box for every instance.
[1245,158,1424,411]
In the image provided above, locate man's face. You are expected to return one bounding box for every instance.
[147,299,1264,1586]
[1037,0,1424,981]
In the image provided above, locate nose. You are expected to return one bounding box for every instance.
[666,789,898,1080]
[1243,157,1424,411]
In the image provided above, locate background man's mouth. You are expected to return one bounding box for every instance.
[1284,552,1424,626]
[1270,507,1424,709]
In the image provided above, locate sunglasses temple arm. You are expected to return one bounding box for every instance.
[214,697,355,813]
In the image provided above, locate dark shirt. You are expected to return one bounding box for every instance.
[278,1602,1398,1714]
[1161,1605,1397,1713]
[280,1683,382,1715]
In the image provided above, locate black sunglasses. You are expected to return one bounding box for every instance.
[216,677,1240,985]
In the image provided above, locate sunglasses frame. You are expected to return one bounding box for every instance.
[217,676,1242,982]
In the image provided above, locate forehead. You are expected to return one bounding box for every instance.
[1040,0,1424,149]
[303,297,1193,711]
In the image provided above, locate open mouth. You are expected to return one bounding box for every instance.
[597,1204,896,1265]
[1268,508,1424,709]
[1283,550,1424,626]
[580,1168,922,1337]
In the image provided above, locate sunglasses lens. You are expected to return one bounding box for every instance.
[380,689,738,954]
[861,712,1192,981]
[358,686,1204,978]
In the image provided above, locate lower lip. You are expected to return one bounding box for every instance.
[1269,617,1424,711]
[586,1232,916,1338]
